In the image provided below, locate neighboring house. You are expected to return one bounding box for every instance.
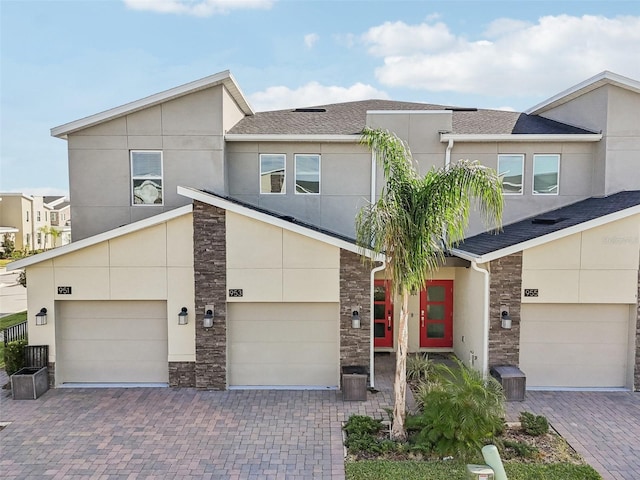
[44,196,72,247]
[0,193,57,251]
[9,70,640,392]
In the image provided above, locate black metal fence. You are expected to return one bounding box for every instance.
[3,320,28,346]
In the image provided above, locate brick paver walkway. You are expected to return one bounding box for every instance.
[4,359,638,479]
[0,356,402,479]
[506,391,640,480]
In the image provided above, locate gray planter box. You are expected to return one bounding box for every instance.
[11,366,49,400]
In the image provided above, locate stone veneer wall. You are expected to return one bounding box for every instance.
[339,250,372,371]
[635,263,640,391]
[488,252,522,367]
[169,362,196,387]
[48,362,55,388]
[193,201,227,390]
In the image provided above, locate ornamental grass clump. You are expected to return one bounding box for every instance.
[406,359,505,460]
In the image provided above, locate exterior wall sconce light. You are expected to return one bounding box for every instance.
[203,307,214,329]
[35,308,48,326]
[178,307,188,325]
[351,309,361,329]
[501,310,512,329]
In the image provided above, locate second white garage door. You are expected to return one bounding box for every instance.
[519,304,630,388]
[228,303,340,388]
[57,301,168,384]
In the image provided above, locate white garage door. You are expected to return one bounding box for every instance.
[228,303,340,388]
[520,304,630,388]
[57,301,168,384]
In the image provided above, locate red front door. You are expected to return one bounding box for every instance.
[374,280,393,348]
[419,280,453,348]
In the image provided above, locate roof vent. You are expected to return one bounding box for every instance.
[293,108,326,113]
[531,216,567,225]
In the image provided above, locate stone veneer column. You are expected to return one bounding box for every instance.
[339,250,372,371]
[488,252,522,367]
[193,201,227,390]
[168,363,195,387]
[635,263,640,391]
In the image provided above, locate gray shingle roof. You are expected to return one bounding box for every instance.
[227,99,597,136]
[457,191,640,257]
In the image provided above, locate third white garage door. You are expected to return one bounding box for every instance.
[228,303,340,388]
[519,304,631,388]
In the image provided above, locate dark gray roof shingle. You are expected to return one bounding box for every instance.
[228,99,597,136]
[457,191,640,257]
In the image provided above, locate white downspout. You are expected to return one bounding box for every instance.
[370,260,386,388]
[445,138,454,168]
[370,150,377,204]
[471,260,490,378]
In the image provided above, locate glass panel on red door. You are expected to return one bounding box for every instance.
[420,280,453,347]
[374,280,393,348]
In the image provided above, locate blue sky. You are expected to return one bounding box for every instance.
[1,0,639,196]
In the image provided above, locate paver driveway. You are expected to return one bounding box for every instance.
[0,384,393,480]
[0,358,399,480]
[507,390,640,480]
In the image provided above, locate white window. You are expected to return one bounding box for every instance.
[26,211,29,222]
[37,233,42,246]
[37,211,41,221]
[497,155,524,195]
[533,154,560,195]
[295,154,320,194]
[260,154,286,194]
[131,151,163,205]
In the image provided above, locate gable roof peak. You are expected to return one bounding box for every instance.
[51,70,253,139]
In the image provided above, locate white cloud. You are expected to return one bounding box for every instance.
[361,15,640,97]
[123,0,273,17]
[248,82,389,111]
[304,33,319,49]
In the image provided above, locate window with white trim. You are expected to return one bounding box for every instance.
[260,154,286,194]
[497,155,524,195]
[131,151,163,205]
[37,211,41,221]
[533,154,560,195]
[295,154,320,194]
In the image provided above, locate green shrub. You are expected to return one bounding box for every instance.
[406,353,433,382]
[520,411,549,436]
[344,415,398,455]
[407,359,505,459]
[4,339,27,375]
[503,439,539,459]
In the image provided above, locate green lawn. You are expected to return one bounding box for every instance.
[0,310,28,369]
[346,460,601,480]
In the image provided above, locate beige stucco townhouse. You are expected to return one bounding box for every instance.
[9,70,640,391]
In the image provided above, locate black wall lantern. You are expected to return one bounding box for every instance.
[35,307,48,326]
[178,307,188,325]
[351,309,361,329]
[203,308,214,329]
[501,310,512,329]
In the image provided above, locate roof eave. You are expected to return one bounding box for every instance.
[225,134,362,143]
[452,203,640,263]
[440,133,602,143]
[177,186,382,260]
[51,71,254,139]
[7,205,193,270]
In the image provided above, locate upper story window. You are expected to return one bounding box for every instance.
[533,154,560,195]
[497,154,524,195]
[295,154,321,194]
[26,211,29,222]
[131,151,163,205]
[260,154,286,194]
[37,211,41,221]
[51,212,58,223]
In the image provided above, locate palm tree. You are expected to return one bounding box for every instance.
[356,127,503,441]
